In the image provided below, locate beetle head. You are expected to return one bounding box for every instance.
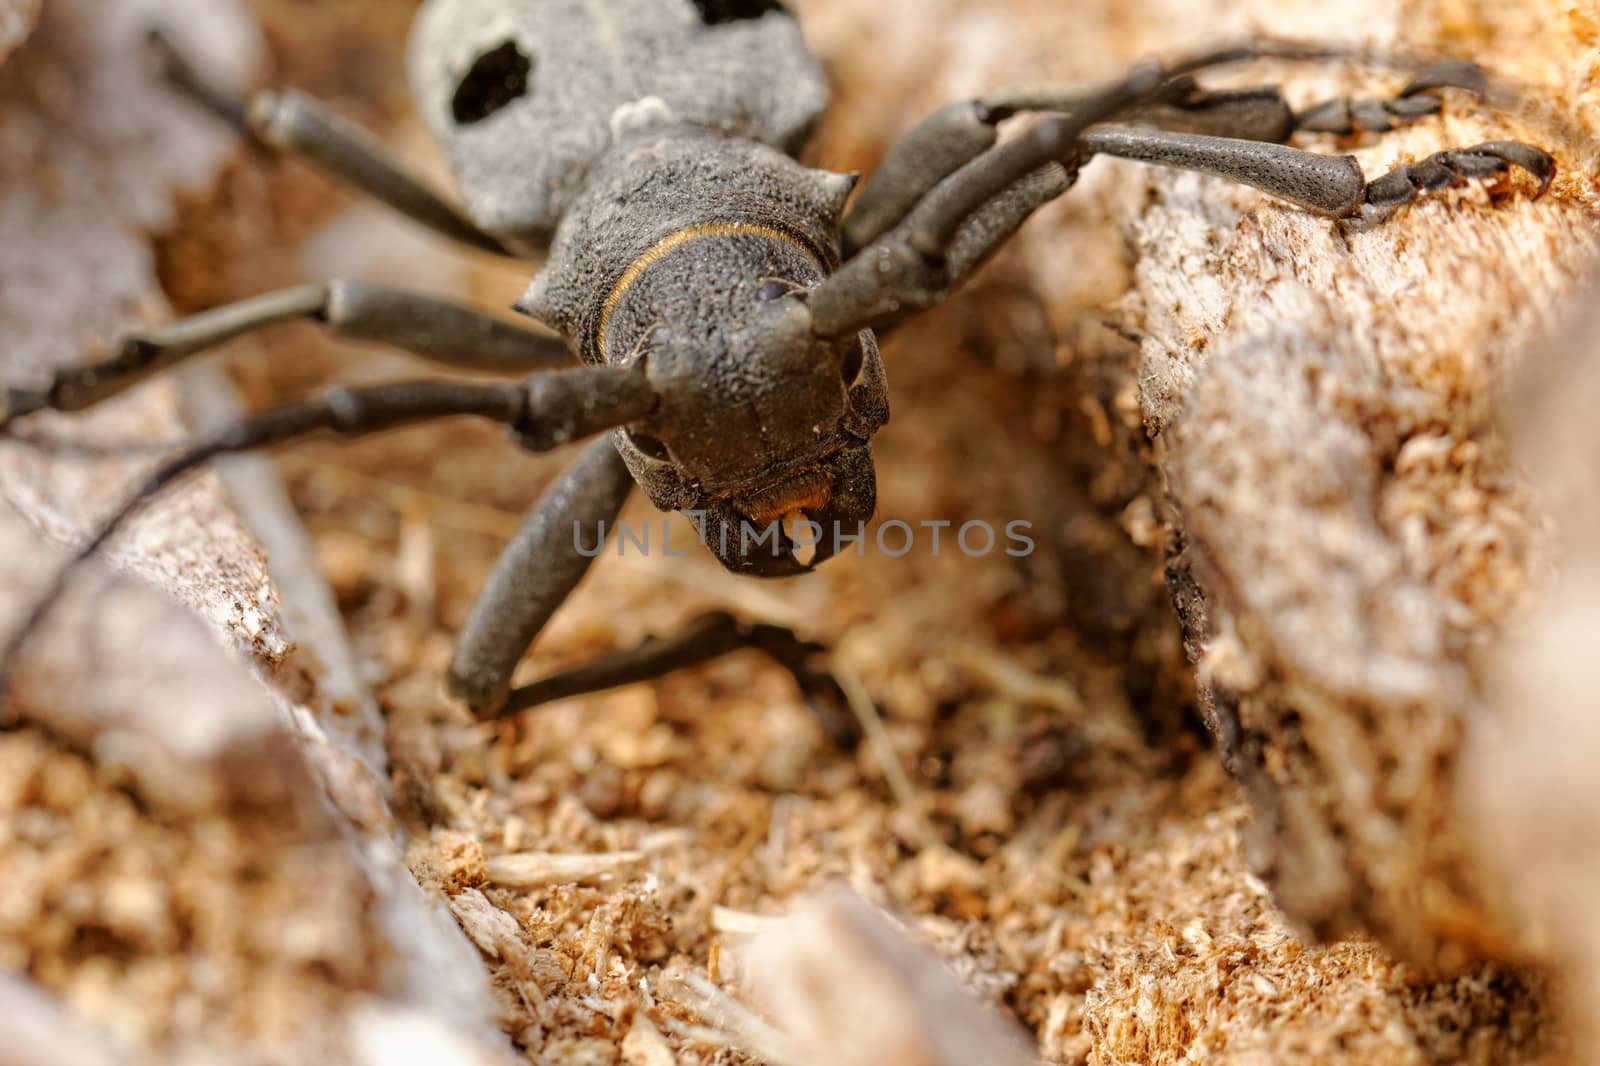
[607,238,889,576]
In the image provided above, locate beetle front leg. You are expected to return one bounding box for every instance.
[838,74,1250,256]
[1080,126,1554,222]
[808,66,1170,340]
[808,52,1553,340]
[813,129,1552,340]
[0,368,657,694]
[1,283,573,430]
[495,609,862,750]
[1294,59,1488,134]
[840,57,1491,257]
[445,436,634,716]
[437,441,862,743]
[450,447,862,744]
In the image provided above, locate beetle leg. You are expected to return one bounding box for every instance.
[817,131,1552,340]
[814,48,1317,339]
[1076,57,1489,142]
[826,160,1078,341]
[445,437,634,716]
[493,608,862,749]
[150,29,515,257]
[1351,140,1557,226]
[809,48,1553,341]
[0,370,657,695]
[0,283,573,430]
[840,100,1009,259]
[837,80,1279,256]
[808,60,1170,339]
[1295,59,1489,134]
[840,57,1490,257]
[1080,126,1553,219]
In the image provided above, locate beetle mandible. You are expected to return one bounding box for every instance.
[0,0,1554,736]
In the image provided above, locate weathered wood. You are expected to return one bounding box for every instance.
[733,891,1042,1066]
[0,3,514,1060]
[1123,2,1600,968]
[1467,265,1600,1052]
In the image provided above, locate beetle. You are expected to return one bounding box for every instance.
[0,0,1553,737]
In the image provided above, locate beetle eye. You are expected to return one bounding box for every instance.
[839,342,865,386]
[625,429,672,462]
[757,279,795,302]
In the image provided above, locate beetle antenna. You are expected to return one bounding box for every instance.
[0,371,655,707]
[0,441,224,713]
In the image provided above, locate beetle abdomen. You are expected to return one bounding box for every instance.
[407,0,827,247]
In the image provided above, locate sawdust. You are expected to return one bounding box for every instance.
[0,729,381,1049]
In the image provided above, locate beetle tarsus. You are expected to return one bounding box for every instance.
[1354,140,1555,226]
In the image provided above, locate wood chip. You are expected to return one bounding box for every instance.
[486,851,646,889]
[736,891,1041,1066]
[620,1013,677,1066]
[447,888,523,961]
